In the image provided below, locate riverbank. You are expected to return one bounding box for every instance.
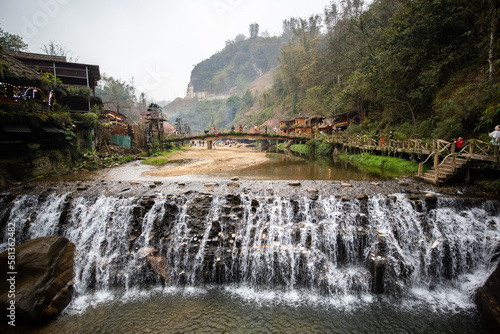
[142,145,270,177]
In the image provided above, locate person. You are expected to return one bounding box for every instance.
[489,125,500,145]
[456,137,464,150]
[231,125,235,132]
[239,125,243,132]
[244,125,247,132]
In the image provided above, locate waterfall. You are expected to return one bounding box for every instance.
[1,192,499,307]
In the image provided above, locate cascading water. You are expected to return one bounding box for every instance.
[1,191,499,331]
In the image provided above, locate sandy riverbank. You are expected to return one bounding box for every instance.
[143,145,269,177]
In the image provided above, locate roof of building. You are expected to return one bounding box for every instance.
[7,51,101,85]
[8,51,67,62]
[1,51,41,82]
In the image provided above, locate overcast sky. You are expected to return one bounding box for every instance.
[0,0,329,102]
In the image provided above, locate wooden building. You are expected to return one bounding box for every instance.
[279,114,325,136]
[8,51,101,113]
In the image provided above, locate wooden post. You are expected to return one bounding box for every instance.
[452,154,456,171]
[434,152,440,182]
[418,163,423,177]
[207,141,212,150]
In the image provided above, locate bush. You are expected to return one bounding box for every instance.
[289,144,310,155]
[431,118,463,140]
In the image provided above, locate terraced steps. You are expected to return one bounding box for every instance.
[421,154,470,185]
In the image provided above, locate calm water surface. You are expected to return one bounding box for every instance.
[30,287,489,334]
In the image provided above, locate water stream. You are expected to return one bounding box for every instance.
[1,191,499,333]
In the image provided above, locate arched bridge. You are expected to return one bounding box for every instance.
[165,132,308,149]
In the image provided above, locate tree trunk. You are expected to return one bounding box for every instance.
[488,1,497,81]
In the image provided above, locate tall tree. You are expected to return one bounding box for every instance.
[0,27,28,51]
[249,23,260,39]
[41,41,79,62]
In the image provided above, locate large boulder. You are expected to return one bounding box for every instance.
[476,262,500,331]
[0,236,75,327]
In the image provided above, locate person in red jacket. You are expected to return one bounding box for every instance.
[456,137,464,153]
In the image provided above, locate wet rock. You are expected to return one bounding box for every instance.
[154,181,162,185]
[130,181,140,185]
[398,181,409,187]
[289,181,301,187]
[0,236,75,326]
[369,254,387,294]
[424,193,438,211]
[141,248,170,282]
[178,182,185,187]
[356,194,368,200]
[230,177,239,181]
[228,182,239,188]
[476,261,500,331]
[120,188,131,192]
[341,183,352,188]
[149,184,156,188]
[342,196,353,201]
[370,182,380,186]
[76,186,88,191]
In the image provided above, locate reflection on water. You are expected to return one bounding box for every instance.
[218,153,404,180]
[40,152,404,183]
[30,287,489,334]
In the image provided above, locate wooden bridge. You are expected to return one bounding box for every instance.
[165,132,498,185]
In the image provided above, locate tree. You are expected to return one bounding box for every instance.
[0,27,28,51]
[250,23,259,39]
[41,41,79,62]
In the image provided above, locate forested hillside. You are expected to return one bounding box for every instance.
[189,34,283,96]
[235,0,499,141]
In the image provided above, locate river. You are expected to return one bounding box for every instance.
[1,150,498,333]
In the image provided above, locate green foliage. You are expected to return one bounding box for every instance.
[316,141,333,156]
[74,112,100,128]
[40,72,63,90]
[339,153,422,174]
[485,179,500,193]
[95,74,140,121]
[305,139,332,156]
[0,26,28,51]
[289,144,310,155]
[67,86,93,100]
[142,147,185,166]
[430,118,463,140]
[190,36,283,95]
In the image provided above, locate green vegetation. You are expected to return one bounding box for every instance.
[249,0,500,140]
[190,36,282,95]
[338,153,426,174]
[141,147,186,166]
[0,26,28,51]
[171,1,499,141]
[485,179,500,193]
[289,144,310,155]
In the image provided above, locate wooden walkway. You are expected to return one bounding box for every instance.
[164,132,498,184]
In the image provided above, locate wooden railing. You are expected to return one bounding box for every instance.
[164,131,498,163]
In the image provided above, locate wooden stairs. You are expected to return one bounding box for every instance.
[420,154,471,185]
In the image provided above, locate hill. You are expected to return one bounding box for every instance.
[188,36,283,97]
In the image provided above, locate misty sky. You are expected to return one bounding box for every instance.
[0,0,329,102]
